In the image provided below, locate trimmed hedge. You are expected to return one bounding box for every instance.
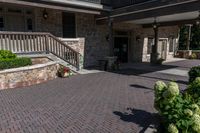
[0,50,16,59]
[189,66,200,83]
[0,57,32,70]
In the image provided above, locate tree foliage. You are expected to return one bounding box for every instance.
[179,25,200,50]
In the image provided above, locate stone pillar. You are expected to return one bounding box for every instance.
[108,17,114,56]
[150,26,159,63]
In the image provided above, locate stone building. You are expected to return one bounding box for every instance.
[0,0,199,68]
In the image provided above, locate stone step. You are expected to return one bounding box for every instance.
[18,53,103,75]
[17,54,80,74]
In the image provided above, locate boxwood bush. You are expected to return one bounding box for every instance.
[0,50,16,59]
[0,50,32,70]
[0,57,32,70]
[189,66,200,83]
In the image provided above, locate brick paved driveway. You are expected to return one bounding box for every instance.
[0,60,199,133]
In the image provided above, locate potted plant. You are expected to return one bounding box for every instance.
[57,66,73,78]
[156,58,165,65]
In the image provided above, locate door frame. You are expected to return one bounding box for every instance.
[62,12,77,38]
[113,31,130,63]
[158,38,168,60]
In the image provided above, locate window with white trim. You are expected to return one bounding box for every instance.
[147,37,154,54]
[169,38,175,53]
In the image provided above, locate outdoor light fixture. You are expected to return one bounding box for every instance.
[43,9,48,20]
[196,11,200,25]
[152,18,158,29]
[136,35,141,42]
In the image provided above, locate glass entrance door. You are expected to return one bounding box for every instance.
[114,37,128,63]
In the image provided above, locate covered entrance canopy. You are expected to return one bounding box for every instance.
[96,0,200,63]
[97,0,200,25]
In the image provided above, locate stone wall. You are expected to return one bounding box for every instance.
[0,62,59,90]
[61,38,85,69]
[34,10,110,67]
[33,9,179,66]
[142,26,179,62]
[61,38,85,56]
[76,13,110,67]
[34,8,63,37]
[112,23,179,62]
[176,50,200,59]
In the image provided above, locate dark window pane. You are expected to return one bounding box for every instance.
[26,11,32,15]
[0,17,4,30]
[8,9,22,13]
[63,13,76,38]
[169,38,174,52]
[27,18,33,31]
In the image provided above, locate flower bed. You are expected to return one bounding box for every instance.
[0,50,32,70]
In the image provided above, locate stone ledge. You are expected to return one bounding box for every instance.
[0,61,57,74]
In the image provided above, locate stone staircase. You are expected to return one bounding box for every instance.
[19,54,102,74]
[18,53,79,72]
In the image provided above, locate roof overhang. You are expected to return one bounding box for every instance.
[0,0,111,14]
[96,0,200,25]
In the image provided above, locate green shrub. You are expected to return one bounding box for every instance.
[189,53,198,60]
[154,79,200,133]
[189,66,200,83]
[0,50,16,59]
[0,57,32,70]
[156,58,165,65]
[186,77,200,102]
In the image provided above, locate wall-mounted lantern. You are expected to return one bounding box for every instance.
[105,34,110,42]
[43,9,48,20]
[196,11,200,25]
[136,35,141,42]
[152,18,158,29]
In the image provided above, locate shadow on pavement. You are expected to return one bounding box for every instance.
[130,84,152,90]
[113,108,160,133]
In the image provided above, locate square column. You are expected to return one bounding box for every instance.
[150,26,159,63]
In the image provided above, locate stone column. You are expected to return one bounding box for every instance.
[108,16,114,56]
[150,25,159,63]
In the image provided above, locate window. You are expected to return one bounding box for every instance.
[63,13,76,38]
[27,18,33,31]
[169,38,175,52]
[0,17,4,30]
[147,38,154,54]
[8,9,22,14]
[26,10,32,15]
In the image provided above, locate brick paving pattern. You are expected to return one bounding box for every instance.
[0,60,199,133]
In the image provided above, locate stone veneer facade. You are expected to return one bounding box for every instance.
[0,62,59,90]
[34,8,63,37]
[6,7,179,67]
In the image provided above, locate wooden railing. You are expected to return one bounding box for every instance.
[0,32,80,70]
